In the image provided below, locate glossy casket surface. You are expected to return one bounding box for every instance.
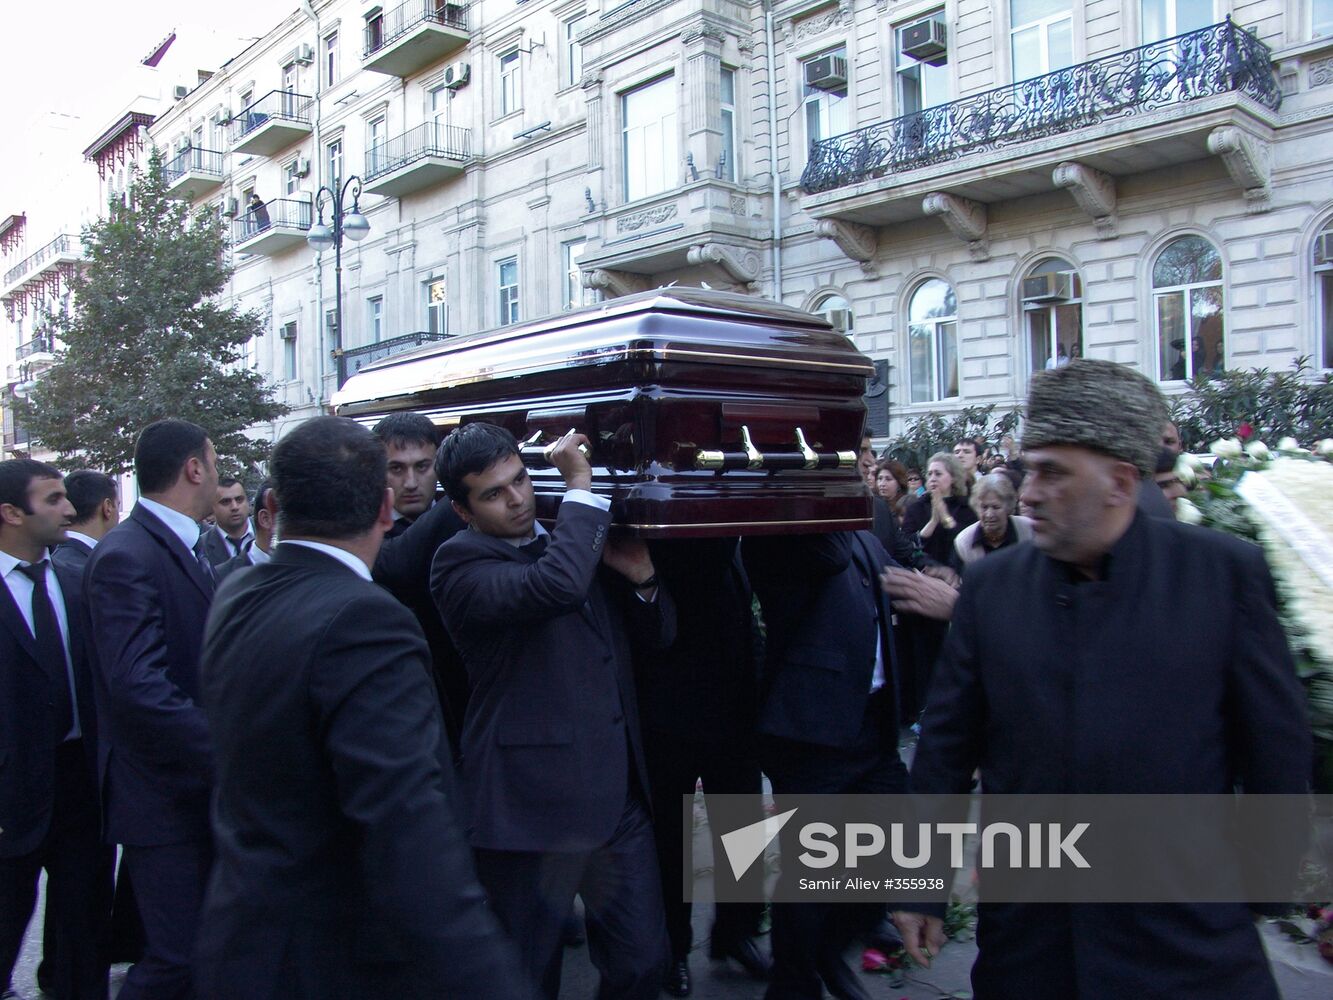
[333,287,873,536]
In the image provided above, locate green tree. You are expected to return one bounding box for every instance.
[16,150,287,475]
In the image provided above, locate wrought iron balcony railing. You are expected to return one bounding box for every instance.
[801,18,1281,195]
[229,90,315,143]
[230,197,312,245]
[364,0,468,58]
[4,234,81,288]
[365,123,472,181]
[337,331,451,386]
[16,334,55,360]
[164,146,225,183]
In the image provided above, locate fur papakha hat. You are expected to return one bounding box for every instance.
[1021,358,1168,476]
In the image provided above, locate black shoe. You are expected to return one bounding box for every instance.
[815,954,872,1000]
[861,914,903,953]
[708,935,772,981]
[662,958,691,997]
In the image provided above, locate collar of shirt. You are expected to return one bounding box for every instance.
[499,519,551,549]
[216,524,254,554]
[0,546,53,581]
[247,543,273,565]
[137,496,202,554]
[64,530,99,551]
[281,540,372,581]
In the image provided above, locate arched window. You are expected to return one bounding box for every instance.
[1316,220,1333,368]
[1153,235,1224,381]
[1022,257,1082,373]
[813,293,854,338]
[907,278,958,402]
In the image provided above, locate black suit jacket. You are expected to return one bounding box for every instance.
[50,536,94,578]
[744,531,900,749]
[431,500,675,852]
[201,526,246,568]
[0,558,99,858]
[196,544,535,1000]
[84,503,214,846]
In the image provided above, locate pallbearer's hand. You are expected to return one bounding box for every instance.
[602,535,656,593]
[549,431,593,492]
[891,911,946,968]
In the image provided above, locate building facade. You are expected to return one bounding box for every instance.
[7,0,1333,456]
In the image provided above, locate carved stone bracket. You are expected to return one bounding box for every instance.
[584,268,651,298]
[1207,126,1272,214]
[922,192,989,261]
[686,242,761,288]
[681,22,727,45]
[1053,161,1118,239]
[813,219,878,266]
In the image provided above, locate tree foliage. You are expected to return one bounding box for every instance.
[16,150,287,475]
[884,403,1023,471]
[1170,357,1333,452]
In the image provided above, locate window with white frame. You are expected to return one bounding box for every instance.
[801,46,850,150]
[499,50,522,117]
[720,68,738,182]
[1011,0,1073,81]
[425,277,447,335]
[282,321,298,381]
[895,13,950,115]
[1022,257,1083,373]
[281,63,299,117]
[907,278,959,403]
[1141,0,1215,44]
[1314,221,1333,368]
[1154,235,1225,381]
[622,74,678,202]
[563,12,587,88]
[326,138,343,185]
[562,241,597,310]
[284,158,301,196]
[367,116,386,174]
[498,257,520,325]
[325,31,339,85]
[1315,0,1333,37]
[367,295,384,343]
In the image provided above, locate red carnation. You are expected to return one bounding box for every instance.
[1237,422,1254,441]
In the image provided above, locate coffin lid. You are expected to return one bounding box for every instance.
[332,287,873,417]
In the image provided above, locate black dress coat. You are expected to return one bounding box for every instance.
[910,512,1312,999]
[195,544,534,1000]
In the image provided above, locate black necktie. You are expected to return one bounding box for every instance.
[192,535,217,586]
[520,535,548,558]
[17,560,75,737]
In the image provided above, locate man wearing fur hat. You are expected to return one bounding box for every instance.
[893,359,1310,998]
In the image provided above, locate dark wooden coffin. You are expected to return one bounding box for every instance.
[332,288,873,537]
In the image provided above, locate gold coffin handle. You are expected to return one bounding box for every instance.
[794,427,818,470]
[520,428,591,464]
[690,426,859,471]
[740,425,763,470]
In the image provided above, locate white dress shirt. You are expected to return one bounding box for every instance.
[137,496,202,554]
[0,547,80,739]
[281,540,372,581]
[64,529,100,551]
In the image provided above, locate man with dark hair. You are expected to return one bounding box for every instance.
[215,480,275,583]
[0,460,111,1000]
[952,437,980,485]
[431,422,674,1000]
[200,478,251,567]
[373,411,441,535]
[50,470,119,577]
[196,417,533,1000]
[84,418,219,1000]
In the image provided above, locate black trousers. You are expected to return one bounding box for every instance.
[473,793,668,1000]
[760,688,909,1000]
[116,839,212,1000]
[0,740,112,1000]
[642,729,766,961]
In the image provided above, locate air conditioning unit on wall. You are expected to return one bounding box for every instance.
[901,16,948,66]
[1022,271,1078,304]
[1316,231,1333,265]
[804,54,848,92]
[173,85,190,100]
[444,62,471,89]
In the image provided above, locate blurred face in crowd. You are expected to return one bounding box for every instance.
[1161,422,1181,455]
[455,452,536,540]
[953,441,978,475]
[926,460,953,497]
[1020,445,1137,574]
[858,437,876,488]
[906,471,923,493]
[385,440,437,519]
[3,475,75,553]
[214,481,249,537]
[976,494,1011,544]
[1154,468,1187,502]
[875,469,899,501]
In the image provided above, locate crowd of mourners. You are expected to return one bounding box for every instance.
[0,357,1313,1000]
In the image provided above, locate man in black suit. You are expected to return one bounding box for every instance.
[743,529,907,1000]
[0,460,111,1000]
[199,478,250,568]
[375,411,440,537]
[85,420,219,1000]
[49,470,119,578]
[431,423,674,1000]
[196,417,536,1000]
[214,479,274,584]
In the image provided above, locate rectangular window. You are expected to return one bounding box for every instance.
[562,241,597,310]
[367,295,384,343]
[367,117,386,174]
[1156,284,1224,380]
[325,31,339,85]
[1317,0,1333,37]
[1010,0,1073,81]
[282,322,298,381]
[325,308,339,350]
[908,321,959,403]
[564,13,587,88]
[426,278,447,334]
[720,68,738,181]
[284,159,300,196]
[500,50,522,117]
[895,14,950,115]
[326,139,343,186]
[1140,0,1213,44]
[801,48,850,150]
[498,257,520,326]
[622,74,678,202]
[366,9,385,52]
[1320,268,1333,368]
[281,64,299,117]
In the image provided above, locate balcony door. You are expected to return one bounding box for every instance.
[1010,0,1074,82]
[282,63,299,117]
[431,85,450,151]
[1141,0,1215,43]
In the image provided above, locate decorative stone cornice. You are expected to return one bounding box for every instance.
[616,202,678,233]
[584,268,651,298]
[1207,126,1272,214]
[686,242,761,287]
[1053,162,1118,239]
[682,23,727,45]
[813,219,878,264]
[922,192,989,261]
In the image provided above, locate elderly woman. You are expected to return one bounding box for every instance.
[874,458,910,518]
[952,472,1034,569]
[901,451,977,565]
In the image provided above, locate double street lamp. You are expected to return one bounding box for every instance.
[307,175,370,371]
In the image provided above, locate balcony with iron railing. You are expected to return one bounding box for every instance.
[2,234,83,296]
[363,0,469,77]
[229,90,315,156]
[15,333,55,362]
[336,330,451,386]
[363,123,471,197]
[231,197,313,256]
[801,19,1282,232]
[163,146,226,200]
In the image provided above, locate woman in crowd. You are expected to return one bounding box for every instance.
[874,458,911,519]
[951,472,1033,570]
[901,452,976,565]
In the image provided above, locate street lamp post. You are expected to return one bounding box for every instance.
[307,175,371,385]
